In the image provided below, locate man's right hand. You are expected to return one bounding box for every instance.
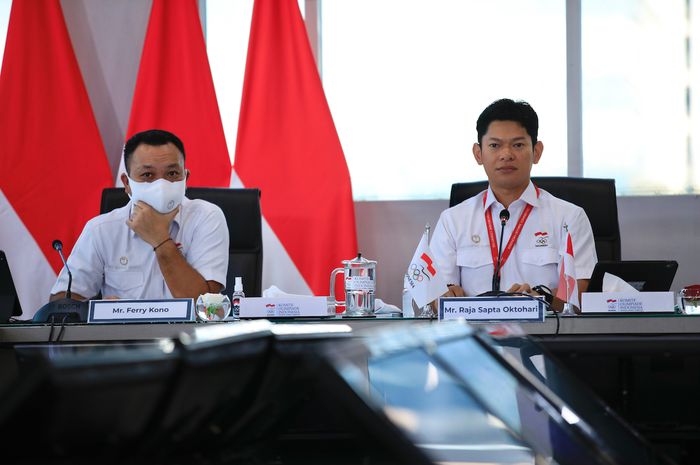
[126,201,178,247]
[430,284,467,312]
[443,284,467,298]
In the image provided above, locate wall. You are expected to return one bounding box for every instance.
[361,196,700,307]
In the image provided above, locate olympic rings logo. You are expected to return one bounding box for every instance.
[409,263,425,282]
[409,263,434,282]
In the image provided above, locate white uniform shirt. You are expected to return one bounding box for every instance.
[50,197,229,299]
[431,182,597,296]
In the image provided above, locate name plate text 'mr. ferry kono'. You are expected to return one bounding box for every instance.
[88,299,194,323]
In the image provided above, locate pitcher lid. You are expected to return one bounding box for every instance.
[343,252,376,266]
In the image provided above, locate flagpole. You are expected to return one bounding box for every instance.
[562,283,574,314]
[419,223,435,318]
[562,230,575,315]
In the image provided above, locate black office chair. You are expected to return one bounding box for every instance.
[100,187,263,297]
[449,177,621,261]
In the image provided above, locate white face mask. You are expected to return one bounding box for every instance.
[127,177,186,213]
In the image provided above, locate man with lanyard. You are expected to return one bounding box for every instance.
[430,98,597,309]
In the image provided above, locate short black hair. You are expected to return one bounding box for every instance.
[123,129,186,174]
[476,99,539,146]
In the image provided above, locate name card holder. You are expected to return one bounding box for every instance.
[88,299,194,323]
[581,292,675,313]
[239,296,332,318]
[439,296,545,322]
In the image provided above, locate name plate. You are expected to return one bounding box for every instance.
[581,292,675,313]
[88,299,194,323]
[239,296,331,318]
[439,296,545,322]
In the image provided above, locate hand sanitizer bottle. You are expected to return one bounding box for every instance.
[402,288,415,317]
[232,277,244,319]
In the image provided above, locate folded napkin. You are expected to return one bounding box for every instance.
[262,285,310,298]
[602,272,638,293]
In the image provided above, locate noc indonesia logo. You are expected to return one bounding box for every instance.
[606,299,617,312]
[534,231,549,247]
[408,253,437,283]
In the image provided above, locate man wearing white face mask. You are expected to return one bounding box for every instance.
[49,129,229,301]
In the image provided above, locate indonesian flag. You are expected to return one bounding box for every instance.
[233,0,358,296]
[0,0,113,317]
[556,232,580,310]
[404,233,448,308]
[124,0,231,187]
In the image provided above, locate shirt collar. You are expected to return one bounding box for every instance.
[521,181,540,207]
[484,181,539,210]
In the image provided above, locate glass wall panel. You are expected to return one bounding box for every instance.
[322,0,567,200]
[582,0,693,194]
[0,0,12,66]
[206,0,305,165]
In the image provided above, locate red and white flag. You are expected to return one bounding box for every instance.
[556,232,580,310]
[404,233,448,308]
[233,0,357,296]
[0,0,113,317]
[124,0,231,187]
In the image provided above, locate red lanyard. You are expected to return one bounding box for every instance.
[483,186,540,277]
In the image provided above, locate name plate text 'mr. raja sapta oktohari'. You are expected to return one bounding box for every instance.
[439,296,545,322]
[88,299,194,323]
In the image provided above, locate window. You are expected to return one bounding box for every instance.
[0,0,11,65]
[206,0,700,198]
[206,0,254,162]
[582,0,696,194]
[206,0,306,167]
[321,0,567,200]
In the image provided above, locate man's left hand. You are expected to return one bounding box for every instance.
[126,201,178,247]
